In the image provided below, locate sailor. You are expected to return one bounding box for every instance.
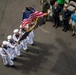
[7,35,17,60]
[25,24,35,46]
[13,29,22,56]
[19,25,28,51]
[1,41,15,67]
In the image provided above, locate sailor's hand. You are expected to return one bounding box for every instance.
[14,43,18,46]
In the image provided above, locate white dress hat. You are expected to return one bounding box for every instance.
[2,41,8,45]
[7,35,12,40]
[13,29,19,33]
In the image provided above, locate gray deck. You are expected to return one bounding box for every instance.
[0,0,76,75]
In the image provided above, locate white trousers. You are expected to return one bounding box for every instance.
[10,49,17,60]
[21,38,28,50]
[27,30,34,44]
[1,55,14,66]
[15,44,22,56]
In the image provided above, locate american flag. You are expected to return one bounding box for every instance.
[22,10,47,28]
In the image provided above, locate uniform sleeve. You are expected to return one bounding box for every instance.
[13,34,18,42]
[7,42,15,48]
[1,49,7,56]
[19,29,25,35]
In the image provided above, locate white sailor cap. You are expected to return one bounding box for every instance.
[2,41,8,45]
[7,35,12,40]
[20,25,22,28]
[25,24,29,29]
[13,29,19,33]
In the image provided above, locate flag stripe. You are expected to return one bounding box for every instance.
[22,10,47,28]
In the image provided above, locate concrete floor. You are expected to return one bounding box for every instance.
[0,0,76,75]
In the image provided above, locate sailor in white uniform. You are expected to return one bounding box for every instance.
[26,24,35,46]
[19,25,28,51]
[24,24,35,46]
[0,41,14,67]
[7,35,17,60]
[13,29,22,56]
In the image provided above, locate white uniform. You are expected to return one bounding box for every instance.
[1,45,14,66]
[13,34,22,56]
[23,24,34,45]
[7,40,17,59]
[19,29,28,50]
[27,30,34,44]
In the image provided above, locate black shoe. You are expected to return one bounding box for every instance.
[53,25,56,27]
[55,26,58,28]
[13,58,17,61]
[62,29,65,31]
[5,65,9,68]
[10,65,16,68]
[42,22,45,24]
[72,33,75,36]
[26,49,29,52]
[31,43,35,46]
[64,30,67,32]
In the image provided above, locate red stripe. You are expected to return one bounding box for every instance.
[22,11,46,28]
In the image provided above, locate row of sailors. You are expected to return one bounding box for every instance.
[0,25,34,68]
